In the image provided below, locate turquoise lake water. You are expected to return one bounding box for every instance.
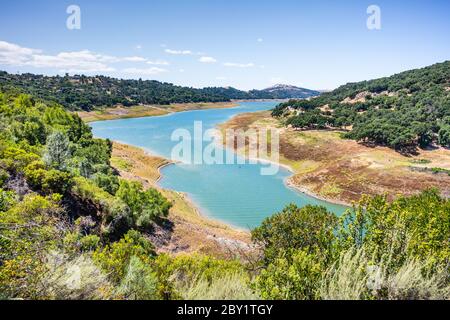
[91,101,347,229]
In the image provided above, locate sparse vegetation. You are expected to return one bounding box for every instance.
[431,167,450,176]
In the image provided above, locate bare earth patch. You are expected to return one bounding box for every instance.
[220,112,450,205]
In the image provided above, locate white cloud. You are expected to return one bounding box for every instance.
[257,38,263,42]
[122,67,168,75]
[179,69,185,73]
[30,51,116,73]
[0,40,175,74]
[135,45,142,50]
[147,59,170,66]
[223,62,255,68]
[199,56,217,63]
[123,56,147,62]
[0,40,42,65]
[0,41,118,72]
[165,49,192,55]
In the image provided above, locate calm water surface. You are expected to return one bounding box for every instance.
[91,102,347,229]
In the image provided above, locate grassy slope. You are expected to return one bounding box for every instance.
[220,111,450,205]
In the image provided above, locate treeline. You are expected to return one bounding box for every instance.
[272,61,450,151]
[0,71,318,111]
[0,90,448,300]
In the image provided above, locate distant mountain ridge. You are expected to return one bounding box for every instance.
[0,71,319,111]
[255,84,321,99]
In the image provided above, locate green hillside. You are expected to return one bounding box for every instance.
[273,61,450,151]
[0,71,319,111]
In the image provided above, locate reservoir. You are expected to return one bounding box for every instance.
[91,101,347,229]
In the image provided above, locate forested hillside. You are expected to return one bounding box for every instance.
[272,61,450,151]
[0,89,448,300]
[0,71,318,111]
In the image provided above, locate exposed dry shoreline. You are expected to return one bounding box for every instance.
[77,102,238,122]
[212,125,350,207]
[285,178,350,206]
[219,110,450,205]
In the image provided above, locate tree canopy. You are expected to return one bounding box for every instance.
[273,61,450,151]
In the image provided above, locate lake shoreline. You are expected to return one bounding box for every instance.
[285,178,351,207]
[110,142,252,257]
[142,147,251,231]
[213,136,351,207]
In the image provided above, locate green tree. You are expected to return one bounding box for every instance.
[337,190,450,271]
[93,230,155,283]
[252,204,338,264]
[43,131,71,170]
[438,124,450,147]
[117,256,159,300]
[0,189,16,212]
[116,180,172,228]
[255,249,323,300]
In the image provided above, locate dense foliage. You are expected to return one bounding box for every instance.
[252,190,449,300]
[0,71,318,111]
[0,90,175,298]
[273,61,450,151]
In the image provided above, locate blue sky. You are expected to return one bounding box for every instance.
[0,0,449,90]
